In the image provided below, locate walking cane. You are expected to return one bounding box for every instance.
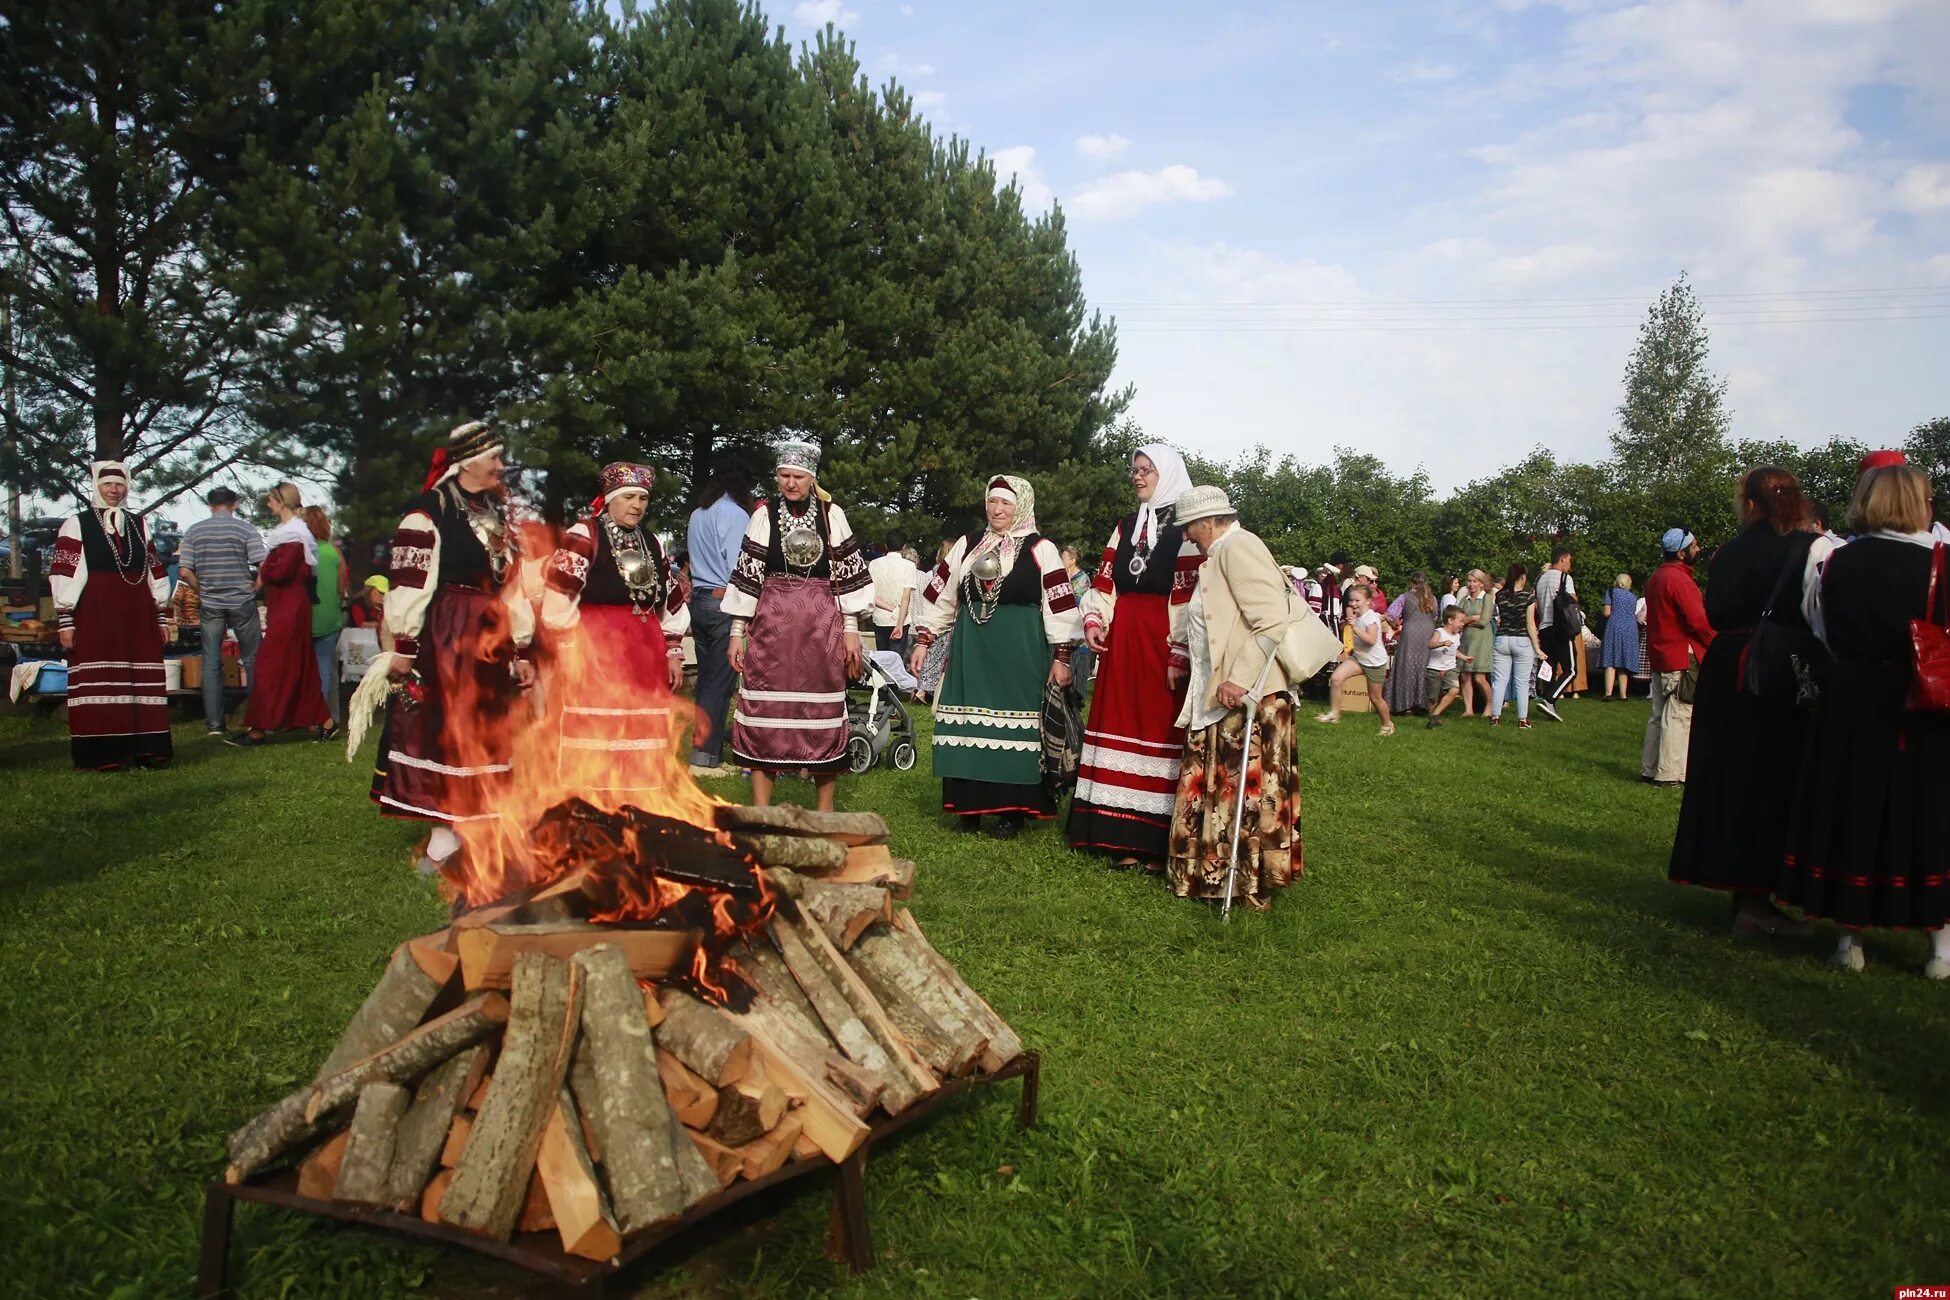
[1221,643,1283,922]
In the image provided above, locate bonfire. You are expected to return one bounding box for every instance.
[210,628,1034,1289]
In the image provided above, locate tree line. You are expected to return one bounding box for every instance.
[1,0,1122,552]
[3,7,1941,586]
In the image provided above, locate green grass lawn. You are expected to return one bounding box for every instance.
[3,696,1948,1299]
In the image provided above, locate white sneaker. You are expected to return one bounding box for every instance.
[690,762,735,778]
[1830,945,1866,973]
[1925,958,1950,981]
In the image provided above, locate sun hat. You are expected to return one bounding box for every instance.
[1173,485,1235,525]
[1353,564,1379,582]
[364,574,391,593]
[1660,527,1696,553]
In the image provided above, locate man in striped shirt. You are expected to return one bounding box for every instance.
[180,486,265,735]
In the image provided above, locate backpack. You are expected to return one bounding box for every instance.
[1552,575,1585,637]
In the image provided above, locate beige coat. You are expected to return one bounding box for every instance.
[1179,524,1298,725]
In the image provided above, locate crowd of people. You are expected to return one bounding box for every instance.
[43,432,1950,937]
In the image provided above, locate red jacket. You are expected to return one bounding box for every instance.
[1644,560,1712,672]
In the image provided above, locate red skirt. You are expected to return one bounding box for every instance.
[555,604,677,793]
[730,576,849,772]
[370,587,519,824]
[1066,592,1187,859]
[68,575,172,770]
[244,561,329,732]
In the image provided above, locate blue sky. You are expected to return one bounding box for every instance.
[782,0,1950,490]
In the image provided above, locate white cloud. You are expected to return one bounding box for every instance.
[899,3,914,12]
[1389,60,1457,83]
[882,52,935,78]
[910,88,947,115]
[1894,163,1950,213]
[792,0,858,26]
[1076,132,1132,159]
[990,145,1054,213]
[1069,166,1232,221]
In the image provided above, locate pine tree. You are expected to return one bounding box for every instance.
[0,1,293,506]
[1610,274,1737,539]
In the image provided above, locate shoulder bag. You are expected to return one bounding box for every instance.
[1908,542,1950,713]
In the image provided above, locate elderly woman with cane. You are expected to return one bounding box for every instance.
[1166,486,1321,911]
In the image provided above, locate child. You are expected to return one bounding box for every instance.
[1425,604,1473,728]
[1316,584,1395,736]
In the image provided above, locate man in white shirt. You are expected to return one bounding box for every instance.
[867,530,917,655]
[1532,545,1578,721]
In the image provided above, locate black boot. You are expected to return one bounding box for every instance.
[955,814,982,834]
[987,813,1024,841]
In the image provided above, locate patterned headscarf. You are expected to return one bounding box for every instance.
[591,461,654,517]
[966,473,1037,576]
[423,420,503,492]
[90,461,130,534]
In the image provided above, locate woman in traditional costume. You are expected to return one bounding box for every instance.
[1667,467,1818,936]
[1166,486,1303,909]
[1066,444,1203,868]
[359,421,536,874]
[1779,464,1950,975]
[542,462,689,794]
[230,483,332,745]
[49,461,173,770]
[723,439,872,811]
[909,475,1080,839]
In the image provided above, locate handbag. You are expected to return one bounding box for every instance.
[1744,538,1829,706]
[1907,542,1950,713]
[1676,651,1701,705]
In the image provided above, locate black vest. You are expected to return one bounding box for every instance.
[1112,508,1184,597]
[958,532,1046,608]
[405,485,510,589]
[581,521,668,610]
[763,496,834,580]
[78,509,146,574]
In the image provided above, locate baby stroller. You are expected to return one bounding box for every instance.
[846,650,919,773]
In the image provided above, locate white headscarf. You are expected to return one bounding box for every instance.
[1132,443,1192,554]
[90,461,130,535]
[267,513,318,569]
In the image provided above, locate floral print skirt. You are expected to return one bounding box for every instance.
[1166,692,1301,908]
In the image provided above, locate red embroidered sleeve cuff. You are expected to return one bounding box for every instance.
[1053,642,1074,663]
[393,634,419,659]
[914,628,935,648]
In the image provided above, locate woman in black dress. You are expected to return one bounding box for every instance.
[1778,464,1950,975]
[1668,467,1818,935]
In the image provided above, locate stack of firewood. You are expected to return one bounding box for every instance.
[223,806,1022,1263]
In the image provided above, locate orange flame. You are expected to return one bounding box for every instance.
[427,516,776,993]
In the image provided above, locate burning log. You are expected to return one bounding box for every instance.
[455,922,698,991]
[536,1086,621,1262]
[653,988,753,1086]
[712,804,890,846]
[314,942,452,1081]
[705,1060,787,1146]
[382,1044,489,1210]
[334,1082,412,1206]
[572,946,714,1234]
[440,955,583,1240]
[771,908,937,1112]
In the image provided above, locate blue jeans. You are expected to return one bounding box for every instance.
[689,589,736,765]
[200,603,261,731]
[314,631,341,726]
[1490,634,1535,721]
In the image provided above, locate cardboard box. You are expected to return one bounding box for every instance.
[222,658,244,688]
[178,655,201,690]
[1338,671,1374,714]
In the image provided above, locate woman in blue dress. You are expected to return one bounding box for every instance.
[1600,573,1637,700]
